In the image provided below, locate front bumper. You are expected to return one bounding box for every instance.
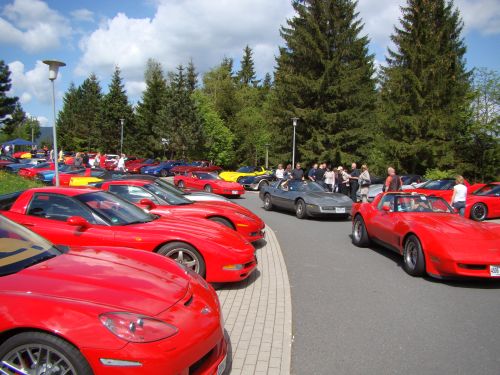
[428,255,500,279]
[306,203,352,216]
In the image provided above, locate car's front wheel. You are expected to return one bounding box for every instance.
[177,180,185,188]
[204,184,213,193]
[402,235,426,276]
[160,169,168,177]
[157,242,206,277]
[258,180,269,191]
[209,216,235,230]
[352,215,370,247]
[295,199,308,219]
[470,202,487,221]
[0,332,93,375]
[263,194,273,211]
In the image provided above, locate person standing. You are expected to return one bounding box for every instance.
[324,165,335,192]
[73,152,83,169]
[450,175,467,216]
[117,154,127,172]
[358,164,371,203]
[338,166,350,195]
[384,167,402,192]
[349,163,361,201]
[291,162,304,181]
[275,164,285,179]
[308,163,318,181]
[93,152,101,168]
[315,163,327,187]
[82,152,90,167]
[283,164,292,179]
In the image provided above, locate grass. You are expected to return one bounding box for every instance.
[0,171,44,195]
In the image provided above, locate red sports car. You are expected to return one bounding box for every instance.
[465,182,500,221]
[405,178,470,201]
[1,187,257,282]
[0,214,227,374]
[18,162,55,179]
[128,158,159,173]
[175,171,245,196]
[351,192,500,279]
[171,165,222,174]
[96,179,265,242]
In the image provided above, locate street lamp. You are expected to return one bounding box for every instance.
[43,60,65,187]
[119,118,124,155]
[265,143,270,169]
[291,117,299,167]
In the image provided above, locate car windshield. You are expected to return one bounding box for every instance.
[303,181,328,192]
[194,172,219,180]
[144,183,193,205]
[473,184,500,196]
[75,191,156,225]
[0,215,61,276]
[30,162,50,169]
[237,166,256,173]
[393,195,454,213]
[420,179,454,190]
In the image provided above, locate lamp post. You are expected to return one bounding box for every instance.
[43,60,65,187]
[291,117,299,167]
[265,143,270,169]
[119,118,124,155]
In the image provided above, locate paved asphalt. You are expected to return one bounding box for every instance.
[236,192,500,375]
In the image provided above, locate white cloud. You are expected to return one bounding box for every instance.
[125,80,147,98]
[0,0,71,53]
[36,115,49,127]
[71,8,94,23]
[456,0,500,35]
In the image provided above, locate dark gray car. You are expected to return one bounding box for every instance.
[259,180,353,219]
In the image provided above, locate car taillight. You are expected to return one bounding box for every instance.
[99,312,178,343]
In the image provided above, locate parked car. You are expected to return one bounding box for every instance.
[35,164,82,184]
[465,182,500,221]
[141,161,186,177]
[238,172,277,191]
[127,159,158,173]
[0,213,227,374]
[0,187,257,282]
[95,179,265,242]
[174,171,245,196]
[405,178,470,201]
[0,155,18,169]
[18,162,55,179]
[170,164,222,174]
[4,158,47,173]
[260,180,353,219]
[351,192,500,278]
[219,166,268,182]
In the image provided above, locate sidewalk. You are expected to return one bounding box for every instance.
[216,225,292,375]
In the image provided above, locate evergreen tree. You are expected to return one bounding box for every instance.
[0,60,20,133]
[237,45,259,86]
[135,59,168,157]
[272,0,377,166]
[14,116,40,141]
[186,59,198,93]
[100,66,134,153]
[203,61,239,123]
[79,74,103,151]
[379,0,471,174]
[2,102,26,136]
[262,73,273,90]
[57,83,82,151]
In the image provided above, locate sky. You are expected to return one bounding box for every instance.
[1,0,499,127]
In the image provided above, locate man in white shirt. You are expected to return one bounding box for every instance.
[117,154,127,172]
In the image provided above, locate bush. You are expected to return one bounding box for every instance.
[0,171,44,195]
[423,168,457,181]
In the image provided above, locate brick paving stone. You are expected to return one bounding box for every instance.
[216,225,292,374]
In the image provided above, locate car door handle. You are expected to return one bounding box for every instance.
[21,222,34,227]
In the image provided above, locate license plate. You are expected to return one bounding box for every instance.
[490,265,500,277]
[335,207,346,213]
[217,354,227,375]
[232,190,238,195]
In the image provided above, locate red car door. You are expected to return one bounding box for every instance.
[369,195,401,249]
[18,192,115,247]
[189,173,205,190]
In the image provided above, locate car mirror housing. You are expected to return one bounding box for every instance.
[139,198,157,210]
[67,216,90,228]
[382,205,391,212]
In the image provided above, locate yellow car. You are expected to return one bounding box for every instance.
[69,176,103,186]
[219,166,268,182]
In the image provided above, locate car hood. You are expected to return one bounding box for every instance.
[4,248,189,316]
[306,192,353,204]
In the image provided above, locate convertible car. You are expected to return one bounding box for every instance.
[238,172,277,191]
[35,164,80,184]
[0,214,227,375]
[0,187,257,283]
[174,171,245,196]
[260,180,353,219]
[465,182,500,221]
[219,166,268,182]
[351,192,500,278]
[95,179,265,242]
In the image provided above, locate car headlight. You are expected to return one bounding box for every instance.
[100,312,178,342]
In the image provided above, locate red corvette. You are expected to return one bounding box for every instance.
[18,162,55,179]
[128,158,158,173]
[175,171,245,196]
[0,187,257,283]
[0,214,227,374]
[96,179,265,242]
[406,178,470,201]
[465,182,500,221]
[351,192,500,279]
[171,165,222,174]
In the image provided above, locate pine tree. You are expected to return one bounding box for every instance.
[135,59,168,157]
[203,61,239,123]
[79,74,103,151]
[272,0,377,166]
[379,0,471,174]
[237,45,259,87]
[57,83,82,150]
[0,60,20,133]
[2,102,26,136]
[186,59,198,93]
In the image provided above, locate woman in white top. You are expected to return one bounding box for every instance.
[358,164,371,203]
[450,175,467,216]
[324,166,335,192]
[275,164,285,179]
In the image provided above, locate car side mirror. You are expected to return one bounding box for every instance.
[139,198,156,210]
[67,216,90,228]
[382,205,391,212]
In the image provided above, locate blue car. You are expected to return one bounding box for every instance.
[141,161,186,177]
[35,164,80,184]
[4,159,46,173]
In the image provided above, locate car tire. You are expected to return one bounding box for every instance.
[209,216,235,230]
[402,235,426,276]
[157,242,206,277]
[0,332,92,375]
[352,215,370,247]
[160,169,168,177]
[204,184,213,193]
[295,199,308,219]
[263,194,273,211]
[470,202,487,221]
[177,180,185,188]
[258,180,269,191]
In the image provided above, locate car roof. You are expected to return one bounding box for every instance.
[25,187,97,196]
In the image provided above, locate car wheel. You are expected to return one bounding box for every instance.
[157,242,206,277]
[470,202,487,221]
[263,194,273,211]
[160,169,168,177]
[204,184,213,193]
[209,216,236,230]
[177,180,185,188]
[258,180,269,191]
[295,199,308,219]
[402,235,426,276]
[352,215,370,247]
[0,332,92,375]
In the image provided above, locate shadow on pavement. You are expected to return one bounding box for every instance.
[252,238,267,250]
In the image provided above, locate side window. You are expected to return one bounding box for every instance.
[27,194,95,223]
[108,185,157,203]
[378,195,395,211]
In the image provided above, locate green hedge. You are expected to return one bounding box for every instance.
[0,171,44,195]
